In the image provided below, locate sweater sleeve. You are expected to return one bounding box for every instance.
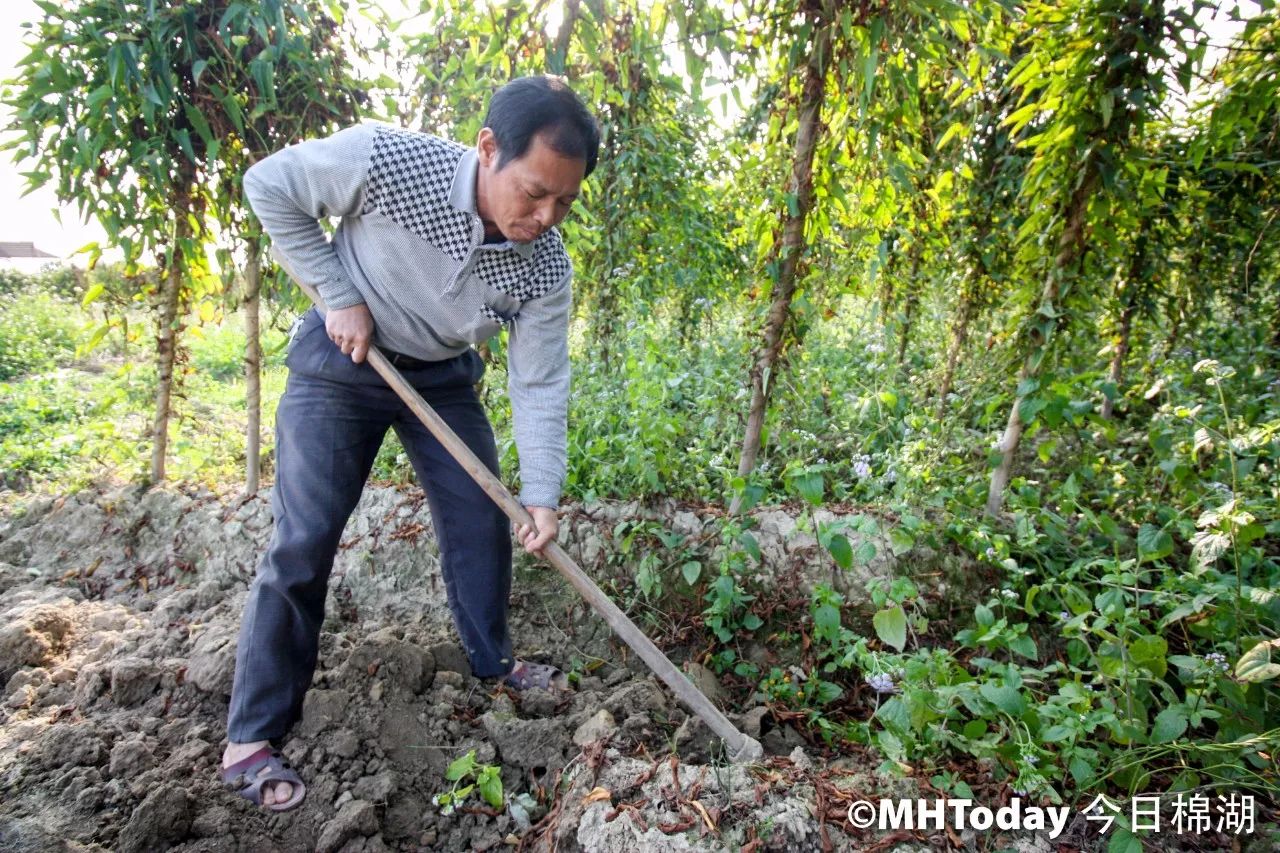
[242,123,376,310]
[507,270,572,509]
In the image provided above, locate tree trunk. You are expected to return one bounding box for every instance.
[730,16,829,514]
[896,246,922,371]
[1101,236,1145,421]
[935,293,973,418]
[150,212,188,484]
[877,235,899,352]
[1100,302,1135,421]
[986,1,1160,517]
[547,0,580,73]
[592,104,621,367]
[244,242,263,494]
[986,171,1097,517]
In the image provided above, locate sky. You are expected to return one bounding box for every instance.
[0,0,1260,267]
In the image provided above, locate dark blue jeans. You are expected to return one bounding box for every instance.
[227,309,514,743]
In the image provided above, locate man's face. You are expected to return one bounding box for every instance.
[475,127,586,244]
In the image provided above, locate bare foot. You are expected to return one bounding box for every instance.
[222,740,294,807]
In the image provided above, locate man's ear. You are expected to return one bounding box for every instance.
[477,127,499,168]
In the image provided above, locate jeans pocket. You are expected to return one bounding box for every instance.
[284,310,329,373]
[285,314,307,356]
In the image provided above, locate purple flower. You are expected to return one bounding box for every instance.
[865,672,897,694]
[1204,652,1230,673]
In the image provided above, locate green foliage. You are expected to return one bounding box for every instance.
[0,265,85,300]
[189,320,287,381]
[434,749,503,815]
[0,290,289,489]
[0,289,85,380]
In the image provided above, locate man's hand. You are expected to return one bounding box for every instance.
[325,303,374,363]
[516,506,558,556]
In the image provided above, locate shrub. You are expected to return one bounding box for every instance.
[0,290,84,380]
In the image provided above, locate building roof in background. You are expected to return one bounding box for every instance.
[0,241,58,258]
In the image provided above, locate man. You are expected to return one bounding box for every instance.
[219,76,599,811]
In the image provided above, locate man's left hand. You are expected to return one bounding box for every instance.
[516,506,558,556]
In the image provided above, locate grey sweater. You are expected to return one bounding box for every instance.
[243,122,571,508]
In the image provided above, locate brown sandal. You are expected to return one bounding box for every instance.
[503,660,569,691]
[221,747,306,812]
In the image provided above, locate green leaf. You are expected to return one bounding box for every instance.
[477,768,504,808]
[792,471,824,505]
[827,534,852,570]
[1107,829,1143,853]
[873,605,907,651]
[1008,634,1039,660]
[1015,377,1040,396]
[783,192,799,218]
[815,679,843,704]
[81,283,106,307]
[1236,639,1280,682]
[888,526,914,555]
[445,751,477,782]
[173,127,197,165]
[1018,397,1047,423]
[978,682,1026,716]
[681,561,701,586]
[183,102,214,147]
[1129,634,1168,678]
[1099,92,1114,128]
[1151,707,1188,743]
[814,601,841,635]
[1041,724,1074,742]
[1136,524,1173,562]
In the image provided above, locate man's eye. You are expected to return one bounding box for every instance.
[526,191,543,200]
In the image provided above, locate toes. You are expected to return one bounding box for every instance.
[254,764,293,806]
[266,781,292,805]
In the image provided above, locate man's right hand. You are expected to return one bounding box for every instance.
[325,303,374,363]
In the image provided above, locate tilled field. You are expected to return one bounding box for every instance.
[0,484,924,852]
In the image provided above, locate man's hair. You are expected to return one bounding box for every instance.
[484,75,600,177]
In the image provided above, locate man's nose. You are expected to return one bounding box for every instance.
[534,201,556,228]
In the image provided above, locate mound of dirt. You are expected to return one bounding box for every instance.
[0,485,858,851]
[0,483,1102,852]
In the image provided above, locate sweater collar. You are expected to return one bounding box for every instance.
[450,148,536,259]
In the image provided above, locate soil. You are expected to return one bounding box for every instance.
[0,483,1267,851]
